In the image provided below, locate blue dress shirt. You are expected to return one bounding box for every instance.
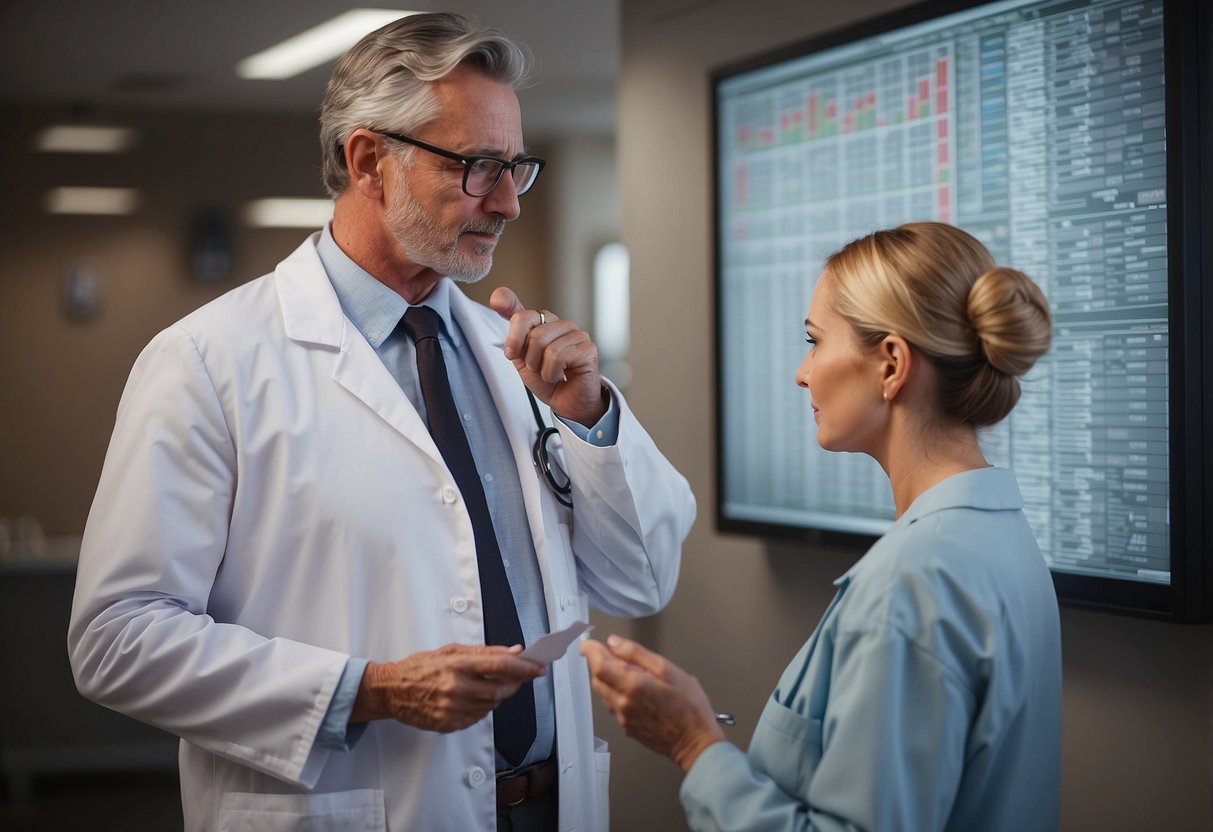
[680,467,1062,832]
[312,225,618,771]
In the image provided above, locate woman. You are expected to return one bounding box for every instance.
[581,222,1061,831]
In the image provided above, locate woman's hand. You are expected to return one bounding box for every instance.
[581,635,726,772]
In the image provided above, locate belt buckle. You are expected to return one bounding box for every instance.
[497,768,530,808]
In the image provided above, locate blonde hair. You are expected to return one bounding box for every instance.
[824,222,1052,427]
[318,12,532,198]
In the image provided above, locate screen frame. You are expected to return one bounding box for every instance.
[711,0,1211,622]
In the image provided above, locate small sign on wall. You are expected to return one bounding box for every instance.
[62,263,102,321]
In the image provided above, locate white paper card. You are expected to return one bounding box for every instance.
[520,620,593,664]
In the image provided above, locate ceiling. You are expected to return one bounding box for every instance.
[0,0,620,140]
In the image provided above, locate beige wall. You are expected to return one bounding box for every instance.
[0,105,553,537]
[603,1,1213,830]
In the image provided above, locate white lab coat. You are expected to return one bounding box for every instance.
[67,234,696,832]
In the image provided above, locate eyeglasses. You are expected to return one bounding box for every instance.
[526,389,572,508]
[376,131,546,197]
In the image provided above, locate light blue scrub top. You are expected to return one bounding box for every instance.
[681,467,1062,832]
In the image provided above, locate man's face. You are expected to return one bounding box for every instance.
[383,65,526,282]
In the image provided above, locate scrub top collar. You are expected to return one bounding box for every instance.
[834,466,1025,588]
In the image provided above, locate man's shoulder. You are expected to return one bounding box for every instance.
[176,235,323,340]
[177,271,280,336]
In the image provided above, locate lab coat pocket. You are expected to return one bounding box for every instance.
[750,697,824,800]
[219,788,385,832]
[593,736,611,832]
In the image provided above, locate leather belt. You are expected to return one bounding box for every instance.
[496,757,557,809]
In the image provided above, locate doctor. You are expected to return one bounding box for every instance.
[67,12,695,832]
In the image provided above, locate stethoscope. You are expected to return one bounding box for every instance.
[526,389,573,508]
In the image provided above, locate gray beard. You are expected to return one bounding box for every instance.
[385,183,505,282]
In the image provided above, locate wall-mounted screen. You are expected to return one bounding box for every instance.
[713,0,1210,621]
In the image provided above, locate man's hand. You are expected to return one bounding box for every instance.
[490,287,608,427]
[580,636,726,773]
[353,644,545,733]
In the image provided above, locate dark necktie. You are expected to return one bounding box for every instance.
[399,305,536,768]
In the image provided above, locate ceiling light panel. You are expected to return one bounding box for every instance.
[45,187,141,215]
[236,9,417,80]
[243,198,335,228]
[35,125,138,153]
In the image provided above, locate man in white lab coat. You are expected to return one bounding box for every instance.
[67,12,695,832]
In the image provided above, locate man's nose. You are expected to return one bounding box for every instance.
[482,171,521,221]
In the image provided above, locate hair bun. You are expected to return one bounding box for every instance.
[967,267,1052,376]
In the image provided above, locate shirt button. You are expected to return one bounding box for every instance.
[450,597,469,614]
[442,485,457,504]
[466,766,487,789]
[595,429,604,440]
[484,473,494,483]
[463,412,472,422]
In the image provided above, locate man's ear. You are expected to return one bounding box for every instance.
[878,333,913,402]
[344,129,388,199]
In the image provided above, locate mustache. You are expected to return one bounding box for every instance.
[460,219,506,236]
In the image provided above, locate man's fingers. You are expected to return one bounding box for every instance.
[464,653,546,682]
[521,323,586,382]
[490,286,525,320]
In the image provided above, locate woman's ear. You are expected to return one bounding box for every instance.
[344,129,387,200]
[878,333,913,402]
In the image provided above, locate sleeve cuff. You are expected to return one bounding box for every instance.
[316,657,370,752]
[556,387,619,446]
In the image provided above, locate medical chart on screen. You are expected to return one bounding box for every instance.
[717,0,1170,584]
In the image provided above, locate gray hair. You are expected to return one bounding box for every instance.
[318,12,532,198]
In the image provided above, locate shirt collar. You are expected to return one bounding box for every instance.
[896,466,1024,526]
[834,467,1024,587]
[316,223,461,348]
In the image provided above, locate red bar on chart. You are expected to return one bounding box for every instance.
[937,186,950,223]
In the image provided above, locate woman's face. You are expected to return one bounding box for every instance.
[795,273,886,454]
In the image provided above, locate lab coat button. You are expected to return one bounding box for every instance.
[466,766,487,788]
[450,597,469,614]
[442,485,457,504]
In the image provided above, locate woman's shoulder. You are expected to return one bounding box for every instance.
[838,495,1049,662]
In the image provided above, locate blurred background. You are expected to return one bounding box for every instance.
[1,1,1210,830]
